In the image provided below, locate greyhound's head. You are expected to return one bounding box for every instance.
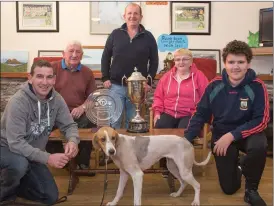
[92,126,118,156]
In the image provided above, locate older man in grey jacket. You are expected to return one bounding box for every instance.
[0,60,79,205]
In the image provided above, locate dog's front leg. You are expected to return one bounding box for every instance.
[131,170,144,206]
[106,169,128,206]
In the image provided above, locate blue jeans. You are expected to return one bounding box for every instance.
[0,146,58,205]
[109,84,136,129]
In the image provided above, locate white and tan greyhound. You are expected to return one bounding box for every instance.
[92,127,212,206]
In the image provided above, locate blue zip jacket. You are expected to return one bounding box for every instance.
[184,68,270,142]
[101,23,159,85]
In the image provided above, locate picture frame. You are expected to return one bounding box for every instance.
[170,1,211,35]
[190,49,221,73]
[38,50,63,57]
[90,2,140,35]
[16,1,59,32]
[1,50,28,72]
[82,46,104,71]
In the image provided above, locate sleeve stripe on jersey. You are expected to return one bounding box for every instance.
[241,78,270,138]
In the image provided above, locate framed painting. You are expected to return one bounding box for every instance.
[90,2,140,34]
[170,1,211,35]
[190,49,221,73]
[16,1,59,32]
[82,46,104,71]
[38,50,63,57]
[1,51,28,72]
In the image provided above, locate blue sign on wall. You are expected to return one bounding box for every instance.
[157,34,188,52]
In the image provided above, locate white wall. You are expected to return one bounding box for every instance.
[1,1,273,73]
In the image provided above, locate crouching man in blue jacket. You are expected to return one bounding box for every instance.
[184,40,269,206]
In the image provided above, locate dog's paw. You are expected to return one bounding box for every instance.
[106,201,116,206]
[169,192,180,198]
[191,200,200,206]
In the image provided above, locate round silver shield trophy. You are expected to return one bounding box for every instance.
[122,68,152,133]
[85,89,123,127]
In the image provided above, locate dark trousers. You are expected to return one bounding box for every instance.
[46,113,95,166]
[155,113,191,168]
[211,132,267,195]
[0,146,58,205]
[155,113,191,129]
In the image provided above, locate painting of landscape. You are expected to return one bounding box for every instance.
[82,48,104,71]
[1,51,28,72]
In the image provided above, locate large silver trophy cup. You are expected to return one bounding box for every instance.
[122,68,152,133]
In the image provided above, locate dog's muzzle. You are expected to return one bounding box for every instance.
[108,148,116,156]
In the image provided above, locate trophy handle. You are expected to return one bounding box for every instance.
[121,75,127,87]
[147,74,153,88]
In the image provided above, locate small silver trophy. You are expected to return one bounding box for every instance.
[85,89,123,127]
[122,68,152,133]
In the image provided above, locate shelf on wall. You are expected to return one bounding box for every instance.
[0,71,103,79]
[251,47,273,56]
[0,72,28,78]
[257,74,273,81]
[1,72,273,81]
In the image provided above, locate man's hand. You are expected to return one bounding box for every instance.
[103,80,112,89]
[47,153,70,168]
[71,106,85,119]
[144,82,152,93]
[64,141,78,159]
[213,132,234,156]
[154,114,160,127]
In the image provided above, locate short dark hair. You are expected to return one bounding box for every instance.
[222,40,253,63]
[30,60,55,76]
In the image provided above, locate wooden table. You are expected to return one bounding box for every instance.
[49,128,185,195]
[50,128,184,140]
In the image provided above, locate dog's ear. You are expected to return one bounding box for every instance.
[114,131,119,146]
[92,134,100,150]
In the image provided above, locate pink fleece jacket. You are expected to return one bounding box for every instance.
[152,63,209,118]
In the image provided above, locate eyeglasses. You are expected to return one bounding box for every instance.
[174,58,191,62]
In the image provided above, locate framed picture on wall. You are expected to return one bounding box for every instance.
[190,49,221,73]
[170,1,211,35]
[82,46,104,71]
[16,2,59,32]
[38,50,63,57]
[90,2,141,34]
[1,50,28,72]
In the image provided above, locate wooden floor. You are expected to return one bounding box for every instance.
[47,151,273,206]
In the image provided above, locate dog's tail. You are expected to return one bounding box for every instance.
[193,151,212,166]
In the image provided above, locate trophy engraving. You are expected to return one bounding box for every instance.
[85,89,123,127]
[122,68,152,133]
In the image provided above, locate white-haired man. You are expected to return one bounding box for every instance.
[46,41,96,172]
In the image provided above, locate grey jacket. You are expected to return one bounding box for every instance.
[1,83,80,164]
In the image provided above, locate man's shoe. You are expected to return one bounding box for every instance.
[77,164,96,176]
[244,189,266,206]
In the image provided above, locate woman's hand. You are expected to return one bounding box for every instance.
[154,114,160,127]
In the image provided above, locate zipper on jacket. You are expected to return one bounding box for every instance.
[174,81,181,119]
[121,28,144,44]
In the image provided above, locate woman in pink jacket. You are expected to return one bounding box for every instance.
[152,48,209,129]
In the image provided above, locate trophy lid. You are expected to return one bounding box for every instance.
[127,67,147,81]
